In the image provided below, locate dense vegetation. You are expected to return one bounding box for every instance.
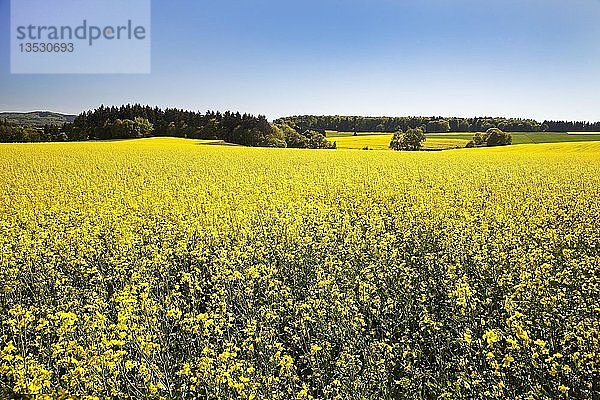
[544,120,600,132]
[0,105,336,149]
[3,107,600,148]
[389,128,426,151]
[276,115,600,133]
[1,139,599,399]
[68,105,335,149]
[472,129,513,147]
[0,120,46,143]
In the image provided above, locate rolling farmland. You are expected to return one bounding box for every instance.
[327,131,600,150]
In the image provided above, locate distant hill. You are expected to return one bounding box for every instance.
[0,111,77,127]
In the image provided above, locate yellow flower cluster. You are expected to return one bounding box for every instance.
[0,138,599,399]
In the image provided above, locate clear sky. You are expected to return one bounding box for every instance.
[1,0,600,121]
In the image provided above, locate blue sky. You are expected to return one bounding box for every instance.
[1,0,600,121]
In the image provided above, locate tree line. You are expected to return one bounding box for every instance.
[543,120,600,132]
[69,105,335,148]
[2,106,600,145]
[275,115,600,133]
[0,105,336,149]
[0,119,46,143]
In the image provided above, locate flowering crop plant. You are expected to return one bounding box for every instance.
[0,138,599,399]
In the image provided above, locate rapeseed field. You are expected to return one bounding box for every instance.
[1,139,598,399]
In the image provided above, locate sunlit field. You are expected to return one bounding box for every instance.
[1,138,599,399]
[330,133,468,150]
[327,130,600,149]
[427,132,600,145]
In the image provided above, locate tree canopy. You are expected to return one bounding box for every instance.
[59,105,335,149]
[275,115,600,134]
[471,128,512,147]
[389,128,426,151]
[485,128,512,147]
[275,115,552,133]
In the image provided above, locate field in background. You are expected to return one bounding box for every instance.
[327,130,600,150]
[331,133,468,150]
[1,138,599,398]
[427,132,600,145]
